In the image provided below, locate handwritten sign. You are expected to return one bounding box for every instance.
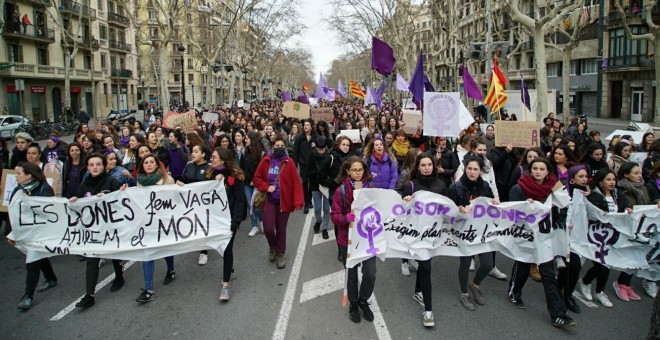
[311,107,334,123]
[282,101,311,119]
[163,110,197,132]
[494,121,540,148]
[1,170,57,212]
[7,181,233,263]
[401,109,422,134]
[340,129,361,144]
[202,112,217,124]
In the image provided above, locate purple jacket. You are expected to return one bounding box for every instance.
[367,153,398,189]
[167,144,189,177]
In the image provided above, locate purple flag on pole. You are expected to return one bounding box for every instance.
[315,73,327,99]
[337,80,346,97]
[521,75,531,110]
[423,75,435,92]
[408,52,425,109]
[364,86,375,106]
[462,65,483,101]
[374,79,387,109]
[371,37,396,76]
[281,90,292,102]
[396,73,409,92]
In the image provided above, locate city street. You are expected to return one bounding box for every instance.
[0,209,654,339]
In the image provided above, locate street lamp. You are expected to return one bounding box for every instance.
[178,45,186,109]
[190,80,195,109]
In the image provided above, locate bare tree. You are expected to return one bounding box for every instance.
[613,0,660,125]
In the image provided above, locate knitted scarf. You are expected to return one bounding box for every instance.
[391,139,410,158]
[19,179,40,195]
[518,173,558,202]
[618,178,650,205]
[138,172,162,187]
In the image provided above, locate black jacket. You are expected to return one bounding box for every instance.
[305,149,330,191]
[293,133,316,166]
[449,175,494,207]
[61,160,87,198]
[400,174,447,197]
[437,148,459,188]
[210,168,245,232]
[150,146,170,168]
[10,181,54,202]
[586,188,630,213]
[318,150,350,196]
[180,161,211,183]
[10,147,27,169]
[239,150,262,185]
[76,172,122,197]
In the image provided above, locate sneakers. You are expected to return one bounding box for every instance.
[408,260,418,271]
[349,302,361,323]
[269,248,277,262]
[624,284,641,301]
[459,294,475,311]
[219,286,231,301]
[555,256,566,269]
[508,295,526,309]
[303,206,309,214]
[248,227,259,237]
[643,280,658,298]
[412,292,424,307]
[401,262,411,276]
[313,222,321,233]
[566,296,581,314]
[321,230,329,239]
[110,276,125,292]
[357,299,374,322]
[198,253,208,266]
[75,294,95,308]
[276,254,286,269]
[136,290,155,303]
[529,264,542,282]
[17,296,32,310]
[612,282,629,301]
[469,259,475,271]
[163,271,176,285]
[577,281,593,301]
[37,280,58,292]
[594,291,613,307]
[422,311,434,327]
[469,284,485,305]
[552,315,576,328]
[98,258,106,268]
[488,267,507,280]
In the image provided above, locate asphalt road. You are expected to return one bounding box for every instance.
[0,208,654,340]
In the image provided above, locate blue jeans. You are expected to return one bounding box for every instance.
[143,257,174,292]
[312,191,330,230]
[243,184,262,228]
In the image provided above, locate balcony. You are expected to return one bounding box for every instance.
[108,40,132,53]
[62,36,99,50]
[111,68,132,78]
[2,23,56,43]
[107,12,130,27]
[58,0,97,20]
[521,40,534,51]
[22,0,50,6]
[602,57,655,72]
[0,62,103,80]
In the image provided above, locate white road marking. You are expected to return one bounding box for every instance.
[312,231,336,245]
[50,260,136,321]
[272,213,314,340]
[299,270,344,303]
[368,295,392,340]
[572,291,599,308]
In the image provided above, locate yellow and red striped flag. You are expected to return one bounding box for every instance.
[349,80,365,99]
[484,69,507,114]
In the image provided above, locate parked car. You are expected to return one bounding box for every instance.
[0,115,30,139]
[107,109,136,122]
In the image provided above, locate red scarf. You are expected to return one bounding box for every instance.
[518,174,558,202]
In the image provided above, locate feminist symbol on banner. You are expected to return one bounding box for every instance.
[587,221,620,264]
[427,93,456,136]
[356,207,384,255]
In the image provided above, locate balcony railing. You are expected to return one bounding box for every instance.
[108,40,132,52]
[107,12,130,26]
[0,62,103,79]
[602,57,655,71]
[26,0,50,6]
[111,68,132,78]
[58,0,96,19]
[62,36,99,49]
[2,23,56,43]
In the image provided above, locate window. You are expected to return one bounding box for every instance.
[581,59,597,74]
[174,74,181,83]
[149,27,158,38]
[188,74,194,83]
[570,60,578,75]
[7,42,22,63]
[547,62,559,76]
[187,13,192,22]
[149,10,156,22]
[103,83,108,105]
[187,58,193,69]
[527,54,534,68]
[100,53,107,68]
[99,24,107,40]
[84,52,92,69]
[97,0,104,12]
[608,27,650,67]
[107,1,114,13]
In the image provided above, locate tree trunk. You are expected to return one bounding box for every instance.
[562,48,572,125]
[64,53,72,110]
[229,74,236,104]
[158,48,170,107]
[533,28,549,121]
[205,67,214,106]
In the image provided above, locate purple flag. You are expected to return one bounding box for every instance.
[374,79,387,109]
[462,65,483,101]
[408,51,425,109]
[281,90,292,102]
[364,86,375,106]
[423,75,435,92]
[396,73,409,92]
[337,80,346,97]
[297,92,309,104]
[371,37,396,76]
[521,75,531,110]
[314,73,327,99]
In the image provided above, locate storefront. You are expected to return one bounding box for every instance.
[30,86,46,121]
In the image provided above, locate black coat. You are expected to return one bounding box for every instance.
[76,172,122,197]
[586,188,630,213]
[239,150,262,185]
[448,175,494,207]
[305,149,330,191]
[318,150,350,197]
[400,175,447,197]
[10,147,27,169]
[293,133,316,166]
[61,160,87,198]
[437,148,459,187]
[180,161,211,183]
[10,181,54,202]
[209,168,245,232]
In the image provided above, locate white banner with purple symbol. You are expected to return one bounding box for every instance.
[423,92,474,138]
[346,189,567,268]
[570,191,660,279]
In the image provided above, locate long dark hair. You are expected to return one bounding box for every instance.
[591,168,616,190]
[336,156,372,184]
[246,131,265,166]
[16,161,46,183]
[410,153,436,180]
[206,147,245,181]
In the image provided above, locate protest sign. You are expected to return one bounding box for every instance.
[311,107,334,123]
[346,189,566,268]
[494,121,540,148]
[8,181,232,263]
[340,129,361,144]
[1,170,57,212]
[237,100,244,108]
[423,92,473,138]
[401,109,422,134]
[569,191,660,277]
[282,102,311,119]
[202,111,217,124]
[243,103,251,110]
[163,110,197,132]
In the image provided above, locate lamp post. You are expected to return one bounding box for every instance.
[190,80,195,109]
[178,45,186,109]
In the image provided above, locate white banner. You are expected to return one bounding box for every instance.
[8,181,232,263]
[346,189,567,268]
[570,191,660,280]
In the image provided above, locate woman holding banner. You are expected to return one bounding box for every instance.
[330,156,376,325]
[206,147,245,301]
[179,144,212,265]
[507,157,575,328]
[448,155,495,312]
[135,153,176,303]
[400,153,447,327]
[72,153,128,309]
[11,162,57,310]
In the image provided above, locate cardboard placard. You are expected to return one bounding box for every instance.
[1,170,58,212]
[401,109,422,134]
[243,103,251,110]
[340,129,361,144]
[237,100,244,108]
[163,110,197,132]
[203,112,217,123]
[282,102,311,119]
[311,107,334,123]
[494,121,540,148]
